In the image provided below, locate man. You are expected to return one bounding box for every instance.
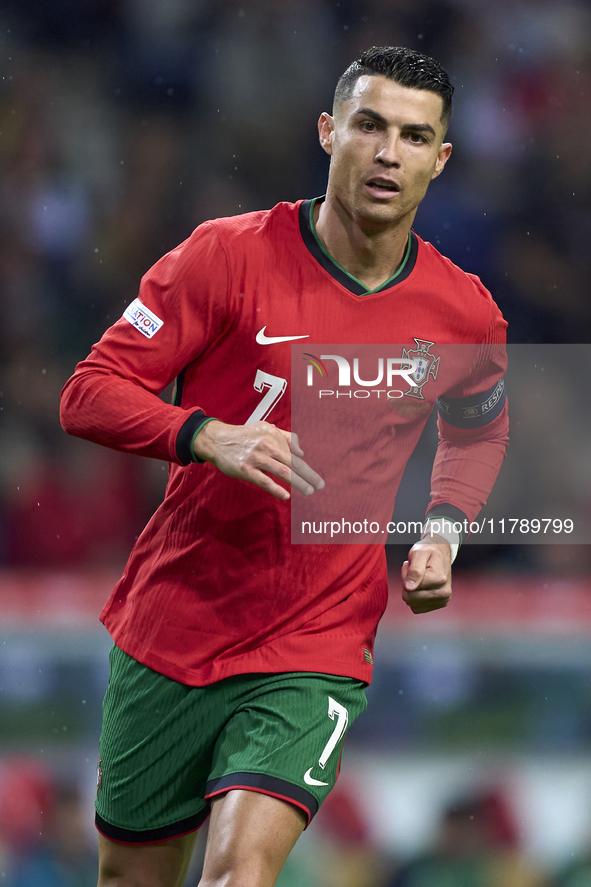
[60,46,508,887]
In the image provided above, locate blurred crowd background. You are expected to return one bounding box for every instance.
[1,0,591,884]
[2,0,591,573]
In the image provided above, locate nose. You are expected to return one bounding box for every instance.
[375,132,401,168]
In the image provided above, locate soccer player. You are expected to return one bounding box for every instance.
[60,46,508,887]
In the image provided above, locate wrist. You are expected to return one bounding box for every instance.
[191,418,221,463]
[421,517,460,563]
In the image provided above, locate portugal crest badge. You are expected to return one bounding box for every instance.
[401,339,440,399]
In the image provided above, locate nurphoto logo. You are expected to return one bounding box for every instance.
[304,352,419,399]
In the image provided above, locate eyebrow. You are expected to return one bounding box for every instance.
[353,107,436,137]
[353,108,388,126]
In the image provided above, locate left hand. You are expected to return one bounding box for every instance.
[401,536,452,614]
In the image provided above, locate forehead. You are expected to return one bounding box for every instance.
[339,74,445,132]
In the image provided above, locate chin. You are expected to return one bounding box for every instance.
[358,204,400,226]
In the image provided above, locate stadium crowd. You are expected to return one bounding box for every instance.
[0,1,591,884]
[1,0,590,571]
[1,757,591,886]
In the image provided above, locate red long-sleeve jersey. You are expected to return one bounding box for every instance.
[61,199,508,685]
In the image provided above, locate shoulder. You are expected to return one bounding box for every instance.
[199,200,302,250]
[140,201,303,291]
[416,235,492,299]
[414,234,506,339]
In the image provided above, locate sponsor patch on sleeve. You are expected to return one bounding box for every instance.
[123,298,164,339]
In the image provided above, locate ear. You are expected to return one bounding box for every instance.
[318,112,335,156]
[431,141,452,180]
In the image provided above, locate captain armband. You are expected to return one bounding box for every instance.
[436,377,506,428]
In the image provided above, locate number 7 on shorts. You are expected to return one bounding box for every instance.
[319,697,349,769]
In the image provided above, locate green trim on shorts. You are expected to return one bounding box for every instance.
[95,646,367,843]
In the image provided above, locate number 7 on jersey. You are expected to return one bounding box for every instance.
[246,369,287,424]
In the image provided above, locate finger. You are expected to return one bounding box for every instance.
[405,593,450,614]
[415,545,451,589]
[216,425,323,498]
[276,427,305,459]
[287,430,305,459]
[401,560,409,585]
[290,454,325,491]
[241,464,292,501]
[403,583,451,607]
[409,572,449,591]
[403,547,430,590]
[254,437,324,494]
[278,430,324,490]
[247,449,318,497]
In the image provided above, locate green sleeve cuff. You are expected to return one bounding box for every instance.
[175,411,217,464]
[190,417,219,463]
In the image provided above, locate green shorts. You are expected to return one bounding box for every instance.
[95,645,367,844]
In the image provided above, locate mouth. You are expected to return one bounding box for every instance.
[364,178,401,200]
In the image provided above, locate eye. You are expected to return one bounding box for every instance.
[360,120,379,132]
[407,132,427,144]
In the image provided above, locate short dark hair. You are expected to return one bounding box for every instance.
[334,46,454,129]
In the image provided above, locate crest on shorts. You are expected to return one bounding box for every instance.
[401,339,440,400]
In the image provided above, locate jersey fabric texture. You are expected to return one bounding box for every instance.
[60,198,509,687]
[96,646,366,842]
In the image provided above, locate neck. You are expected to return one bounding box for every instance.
[314,194,414,291]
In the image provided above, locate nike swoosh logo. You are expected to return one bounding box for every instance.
[304,767,329,787]
[256,326,309,345]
